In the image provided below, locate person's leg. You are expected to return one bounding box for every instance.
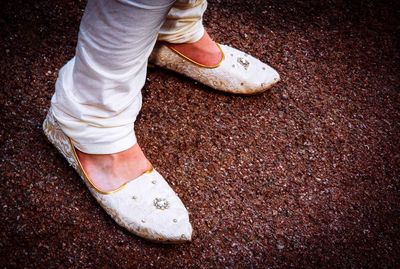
[157,0,222,66]
[50,0,175,192]
[151,0,280,95]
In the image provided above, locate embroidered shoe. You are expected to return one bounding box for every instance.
[42,108,193,243]
[149,43,280,95]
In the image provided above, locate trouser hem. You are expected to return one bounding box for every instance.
[71,130,137,154]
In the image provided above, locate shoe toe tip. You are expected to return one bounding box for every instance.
[149,220,193,243]
[166,219,193,243]
[273,69,281,82]
[263,68,280,87]
[129,208,193,243]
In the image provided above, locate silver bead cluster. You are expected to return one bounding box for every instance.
[237,57,250,70]
[153,198,169,210]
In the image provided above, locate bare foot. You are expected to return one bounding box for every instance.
[76,144,151,193]
[168,32,223,66]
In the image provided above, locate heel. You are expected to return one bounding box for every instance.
[42,110,53,142]
[42,109,78,171]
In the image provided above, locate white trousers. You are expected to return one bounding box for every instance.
[50,0,207,154]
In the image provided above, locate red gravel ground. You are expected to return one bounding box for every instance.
[1,0,399,268]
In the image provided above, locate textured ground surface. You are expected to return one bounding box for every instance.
[1,0,399,268]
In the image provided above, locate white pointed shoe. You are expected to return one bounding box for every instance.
[149,43,280,95]
[42,109,193,243]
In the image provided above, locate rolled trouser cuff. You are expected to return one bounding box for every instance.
[50,103,140,154]
[157,0,207,44]
[71,126,137,154]
[158,21,205,44]
[50,63,143,154]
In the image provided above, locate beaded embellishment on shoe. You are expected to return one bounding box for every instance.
[153,198,170,210]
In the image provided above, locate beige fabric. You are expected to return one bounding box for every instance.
[158,0,207,43]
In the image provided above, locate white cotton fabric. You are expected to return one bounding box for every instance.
[51,0,207,154]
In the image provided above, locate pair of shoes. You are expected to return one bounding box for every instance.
[44,42,277,242]
[43,109,193,243]
[149,42,280,95]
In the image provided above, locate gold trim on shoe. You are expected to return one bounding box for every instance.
[67,137,154,195]
[167,43,225,69]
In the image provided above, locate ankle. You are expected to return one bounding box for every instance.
[165,31,223,67]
